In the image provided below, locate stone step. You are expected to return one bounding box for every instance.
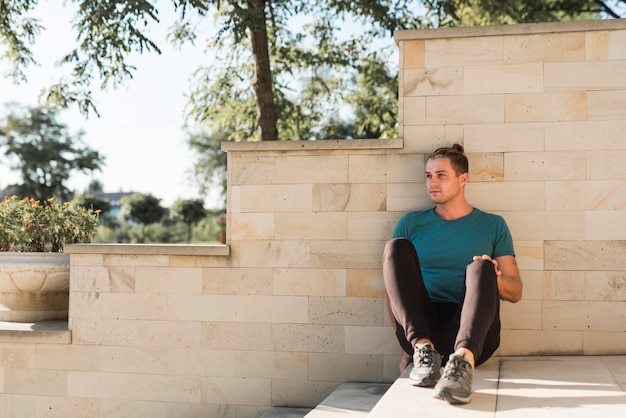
[304,382,391,417]
[260,381,390,418]
[262,356,626,418]
[368,357,501,417]
[367,356,626,417]
[259,407,312,418]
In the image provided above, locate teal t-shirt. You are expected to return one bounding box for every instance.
[392,208,515,304]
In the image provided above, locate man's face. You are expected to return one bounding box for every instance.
[424,157,467,205]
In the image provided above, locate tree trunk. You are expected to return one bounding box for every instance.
[248,0,278,141]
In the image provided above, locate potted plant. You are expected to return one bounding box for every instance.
[0,196,100,322]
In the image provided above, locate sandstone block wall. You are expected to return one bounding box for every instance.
[395,19,626,355]
[1,19,625,418]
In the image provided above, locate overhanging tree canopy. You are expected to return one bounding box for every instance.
[0,104,104,201]
[3,1,622,143]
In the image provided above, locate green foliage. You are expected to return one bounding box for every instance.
[71,194,112,218]
[185,1,414,143]
[186,128,228,201]
[0,195,100,252]
[1,0,623,119]
[93,206,222,244]
[0,104,105,201]
[344,53,398,139]
[94,223,121,243]
[120,192,168,243]
[0,0,43,82]
[46,0,164,115]
[120,192,167,226]
[146,220,189,244]
[171,198,207,225]
[434,0,616,27]
[171,198,207,243]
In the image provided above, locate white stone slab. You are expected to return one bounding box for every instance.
[368,357,500,417]
[495,356,626,417]
[305,382,390,417]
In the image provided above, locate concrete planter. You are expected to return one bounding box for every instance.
[0,253,70,322]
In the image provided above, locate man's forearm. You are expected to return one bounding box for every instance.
[498,275,522,303]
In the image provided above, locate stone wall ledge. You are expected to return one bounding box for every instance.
[65,243,230,256]
[0,320,71,344]
[394,18,626,41]
[221,138,403,153]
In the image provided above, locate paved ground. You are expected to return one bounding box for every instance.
[262,356,626,417]
[369,356,626,417]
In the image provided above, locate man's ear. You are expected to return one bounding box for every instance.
[459,172,469,186]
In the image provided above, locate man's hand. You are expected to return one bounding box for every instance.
[473,254,500,276]
[473,254,522,303]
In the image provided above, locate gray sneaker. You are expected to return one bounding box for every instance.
[433,353,473,404]
[409,343,442,387]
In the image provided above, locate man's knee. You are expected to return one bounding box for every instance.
[384,238,413,259]
[465,260,499,298]
[467,259,495,277]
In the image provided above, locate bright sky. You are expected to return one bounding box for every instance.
[0,1,219,208]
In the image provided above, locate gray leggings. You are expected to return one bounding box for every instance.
[383,238,500,366]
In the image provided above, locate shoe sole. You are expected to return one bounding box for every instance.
[409,376,438,388]
[433,388,471,404]
[409,365,442,388]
